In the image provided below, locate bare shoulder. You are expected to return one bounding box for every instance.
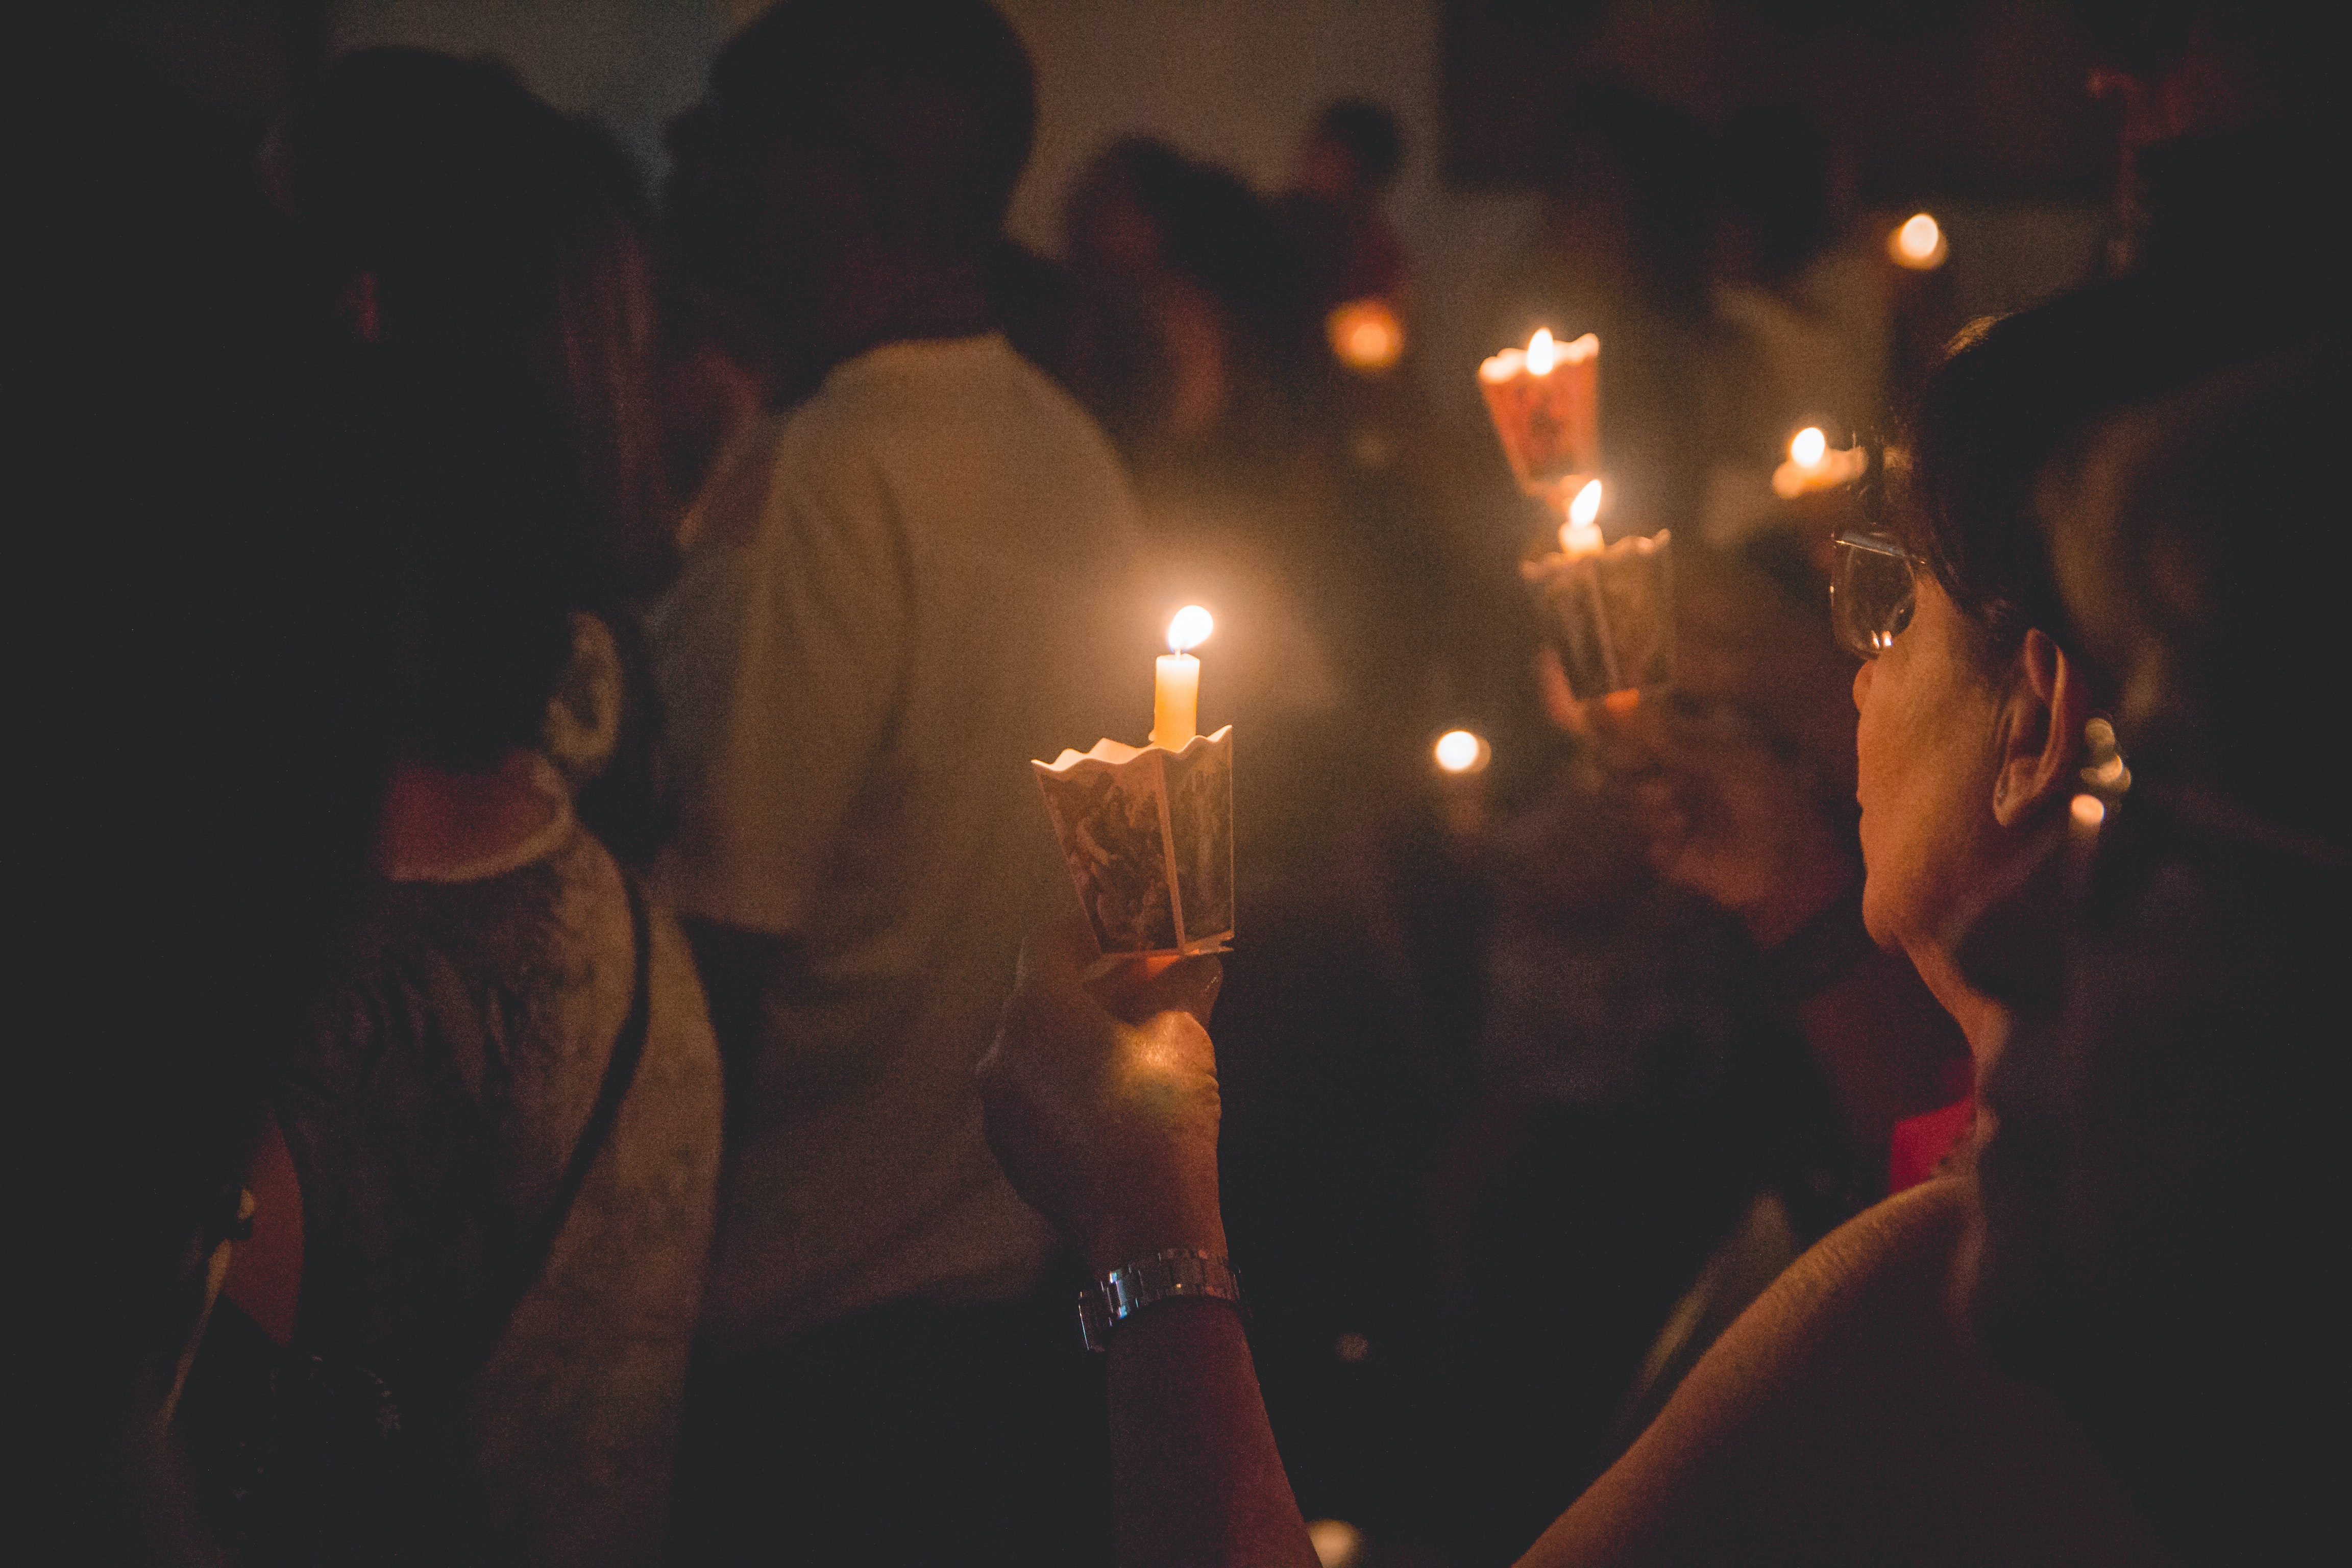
[1523,1179,2176,1568]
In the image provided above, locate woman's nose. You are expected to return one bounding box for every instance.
[1852,658,1873,713]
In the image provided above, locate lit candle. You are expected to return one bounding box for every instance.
[1772,426,1869,498]
[1888,212,1947,270]
[1479,328,1600,494]
[1558,479,1604,556]
[1153,605,1213,749]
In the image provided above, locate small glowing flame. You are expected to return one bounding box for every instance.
[1890,212,1947,270]
[1569,478,1603,529]
[1526,327,1557,374]
[1166,604,1214,654]
[2070,793,2108,830]
[1327,299,1403,372]
[1434,729,1489,774]
[1559,478,1604,555]
[1790,426,1827,468]
[1480,329,1596,382]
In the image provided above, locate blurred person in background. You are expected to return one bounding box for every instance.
[652,3,1144,1559]
[178,366,723,1567]
[19,20,381,1559]
[1433,534,1964,1559]
[276,47,677,866]
[1279,97,1410,323]
[1699,105,1891,549]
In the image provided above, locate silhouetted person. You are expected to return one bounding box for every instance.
[277,48,679,867]
[653,4,1143,1560]
[1969,332,2344,1567]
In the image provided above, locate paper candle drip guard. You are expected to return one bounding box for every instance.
[1034,727,1235,962]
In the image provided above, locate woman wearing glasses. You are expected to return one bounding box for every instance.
[973,277,2272,1566]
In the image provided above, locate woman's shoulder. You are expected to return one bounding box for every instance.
[1528,1177,2175,1566]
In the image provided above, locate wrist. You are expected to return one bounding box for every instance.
[1083,1178,1228,1278]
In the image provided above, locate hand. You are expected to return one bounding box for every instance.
[1546,651,1853,947]
[978,917,1228,1274]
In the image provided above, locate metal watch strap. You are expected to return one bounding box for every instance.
[1077,1249,1244,1353]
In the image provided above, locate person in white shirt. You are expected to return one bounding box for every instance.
[653,4,1147,1558]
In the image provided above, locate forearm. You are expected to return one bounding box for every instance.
[1105,1298,1320,1568]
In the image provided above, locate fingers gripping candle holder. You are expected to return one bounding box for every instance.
[1034,728,1235,960]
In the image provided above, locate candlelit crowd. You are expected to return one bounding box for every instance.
[31,2,2342,1564]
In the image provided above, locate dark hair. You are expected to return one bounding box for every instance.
[2073,339,2344,843]
[327,356,594,775]
[283,48,672,601]
[710,0,1034,258]
[1316,97,1404,190]
[1899,277,2297,676]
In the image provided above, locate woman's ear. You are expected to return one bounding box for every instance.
[1992,627,2093,827]
[543,611,625,791]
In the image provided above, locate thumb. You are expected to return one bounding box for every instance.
[1090,952,1224,1028]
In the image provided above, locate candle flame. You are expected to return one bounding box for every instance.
[1790,426,1827,467]
[1328,300,1403,371]
[2070,793,2107,830]
[1167,604,1214,653]
[1891,212,1946,269]
[1480,330,1594,382]
[1434,729,1489,774]
[1569,479,1602,529]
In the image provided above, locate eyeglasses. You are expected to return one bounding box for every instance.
[1831,529,1922,660]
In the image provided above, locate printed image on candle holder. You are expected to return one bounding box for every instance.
[1523,530,1676,701]
[1164,735,1235,941]
[1034,727,1235,958]
[1479,330,1600,494]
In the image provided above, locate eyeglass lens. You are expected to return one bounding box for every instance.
[1832,536,1916,660]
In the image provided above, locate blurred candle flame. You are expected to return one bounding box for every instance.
[1166,604,1214,653]
[2071,793,2108,830]
[1791,426,1827,468]
[1559,478,1604,555]
[1434,729,1490,774]
[1890,212,1947,269]
[1327,299,1403,372]
[1526,327,1557,374]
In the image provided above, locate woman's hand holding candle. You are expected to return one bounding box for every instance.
[979,914,1227,1273]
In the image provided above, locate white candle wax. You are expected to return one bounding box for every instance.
[1153,653,1200,749]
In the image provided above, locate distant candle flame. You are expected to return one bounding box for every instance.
[2071,793,2107,830]
[1167,604,1214,653]
[1790,426,1827,468]
[1328,299,1404,372]
[1434,729,1490,774]
[1890,212,1947,270]
[1480,330,1596,382]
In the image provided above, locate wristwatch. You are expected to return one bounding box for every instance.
[1078,1248,1245,1353]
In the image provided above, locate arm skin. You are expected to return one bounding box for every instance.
[979,921,1318,1568]
[983,922,2167,1568]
